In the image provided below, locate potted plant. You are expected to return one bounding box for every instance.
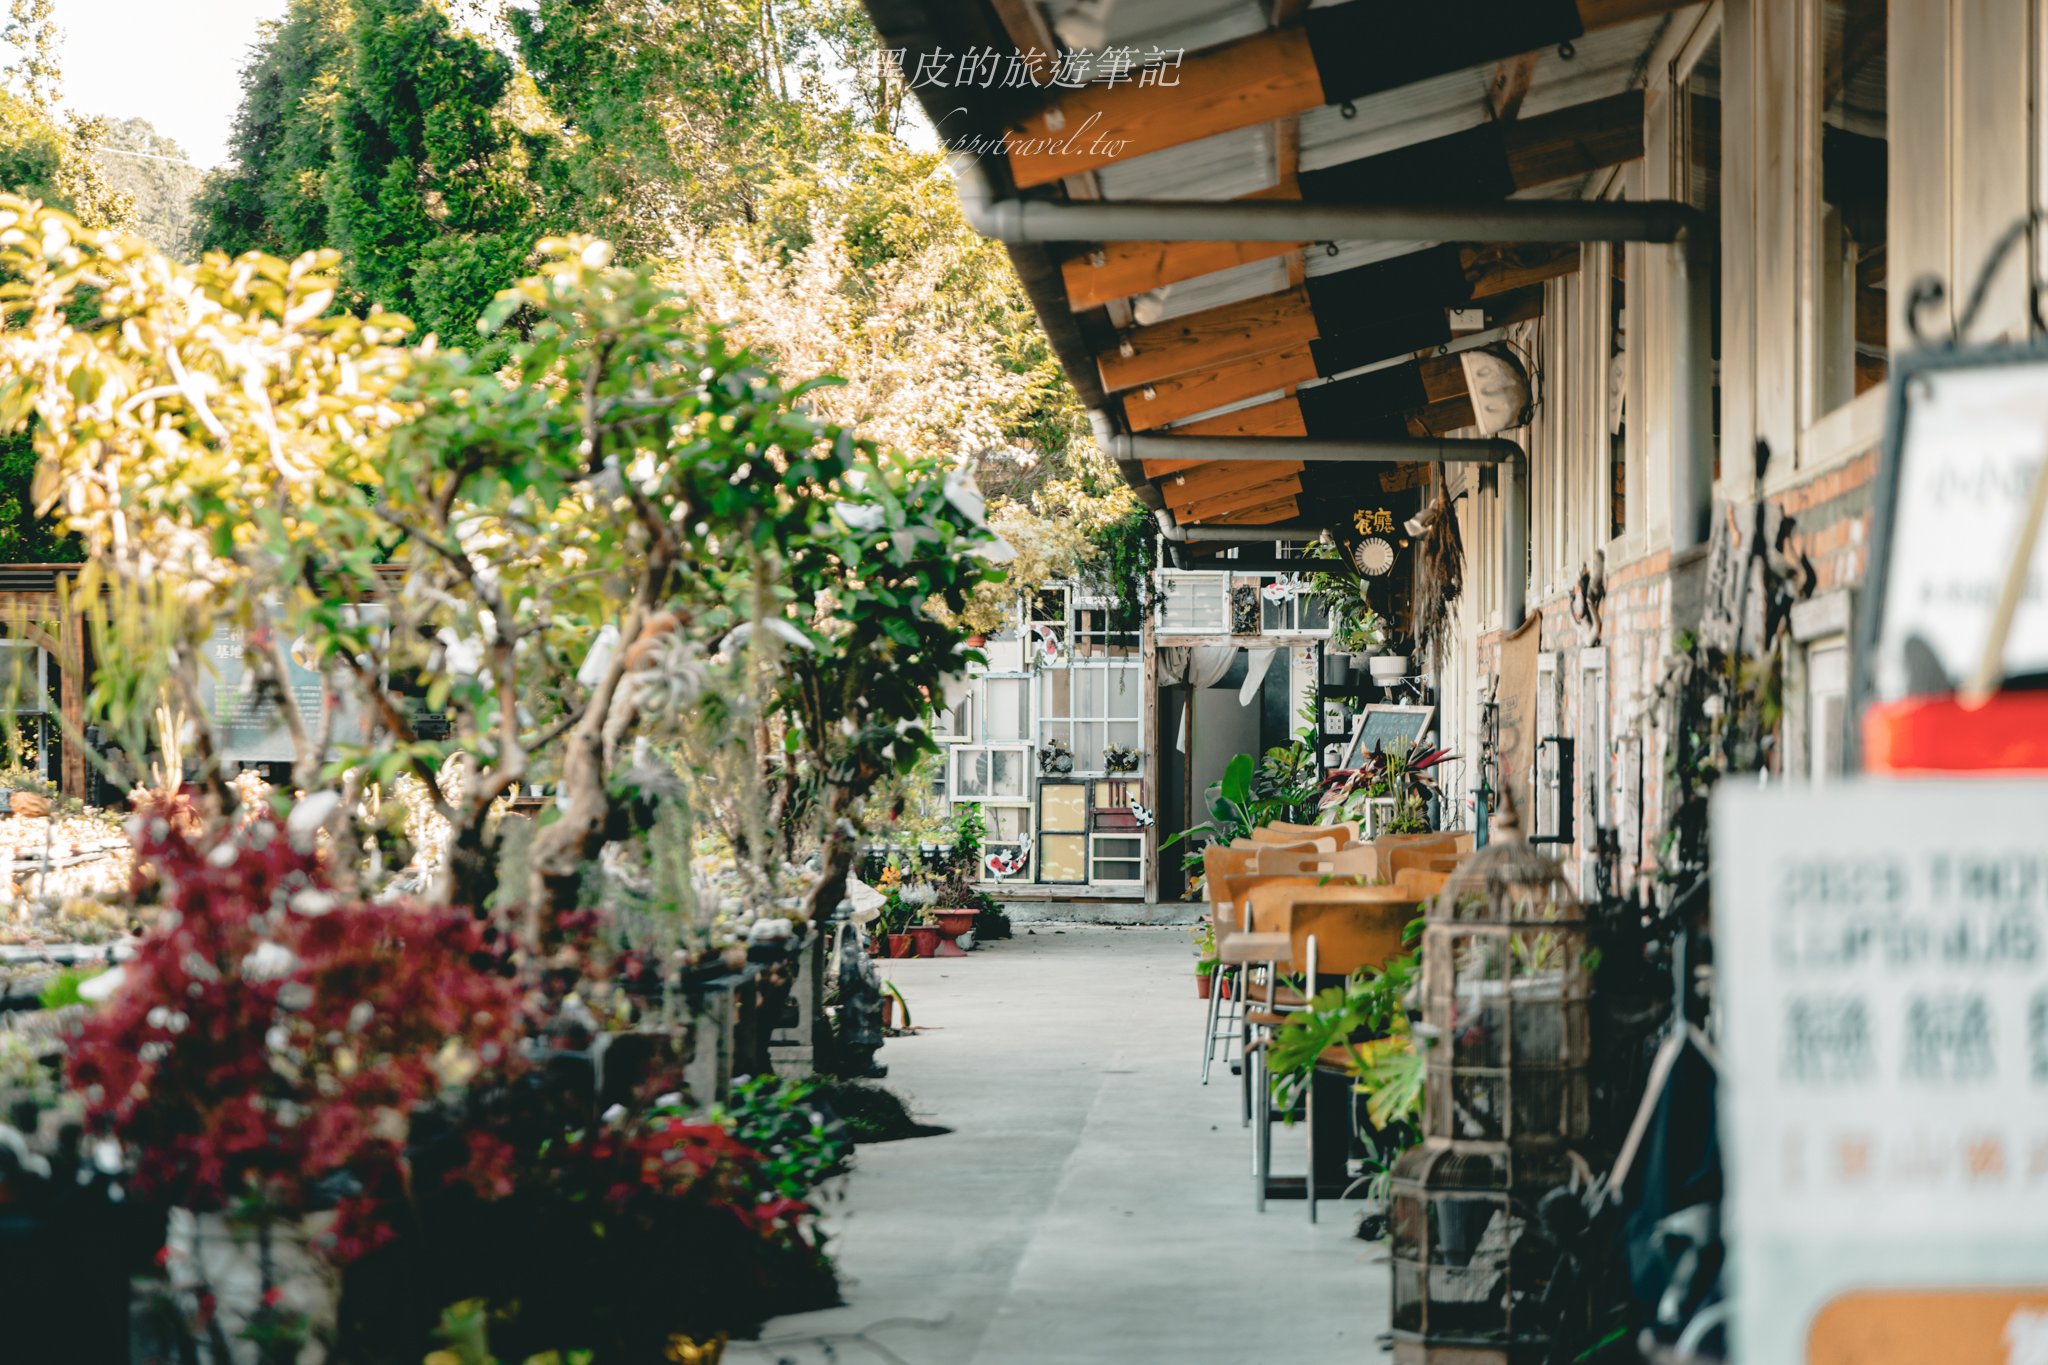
[65,809,527,1362]
[1,766,53,818]
[906,915,941,959]
[1369,651,1411,687]
[1104,744,1140,774]
[1193,921,1219,998]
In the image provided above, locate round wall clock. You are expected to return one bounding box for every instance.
[1352,536,1395,576]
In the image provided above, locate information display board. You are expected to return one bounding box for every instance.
[1714,780,2048,1364]
[201,616,377,764]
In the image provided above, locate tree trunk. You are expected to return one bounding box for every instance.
[440,802,501,915]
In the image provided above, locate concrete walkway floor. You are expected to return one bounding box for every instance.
[729,926,1387,1365]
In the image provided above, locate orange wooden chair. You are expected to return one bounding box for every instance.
[1237,881,1419,1219]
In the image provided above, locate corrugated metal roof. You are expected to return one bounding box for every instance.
[1299,15,1666,172]
[1093,123,1278,201]
[1042,0,1267,59]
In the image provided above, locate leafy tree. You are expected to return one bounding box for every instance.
[0,197,998,933]
[0,7,129,564]
[196,0,557,349]
[95,118,203,255]
[189,0,352,257]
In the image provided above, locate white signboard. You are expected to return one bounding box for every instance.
[1715,780,2048,1365]
[1869,357,2048,701]
[202,616,378,764]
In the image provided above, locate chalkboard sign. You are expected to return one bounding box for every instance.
[1339,704,1436,769]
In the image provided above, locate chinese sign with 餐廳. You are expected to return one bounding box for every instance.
[1715,781,2048,1364]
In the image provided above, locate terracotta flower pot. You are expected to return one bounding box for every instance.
[10,790,49,818]
[930,909,977,957]
[881,994,897,1030]
[908,925,941,958]
[886,934,912,959]
[1196,972,1214,1000]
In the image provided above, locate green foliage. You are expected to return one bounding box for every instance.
[36,964,100,1010]
[191,0,351,257]
[1078,502,1159,632]
[1160,733,1323,872]
[1302,535,1385,653]
[950,801,985,866]
[1266,927,1425,1134]
[707,1073,852,1200]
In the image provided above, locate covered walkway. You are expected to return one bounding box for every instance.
[731,927,1381,1364]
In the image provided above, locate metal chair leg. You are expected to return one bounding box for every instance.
[1252,1043,1270,1211]
[1239,1015,1254,1126]
[1305,1069,1318,1225]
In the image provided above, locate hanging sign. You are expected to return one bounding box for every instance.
[1862,348,2048,703]
[1714,780,2048,1365]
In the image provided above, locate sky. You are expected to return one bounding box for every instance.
[56,0,286,168]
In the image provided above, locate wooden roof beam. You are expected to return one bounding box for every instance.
[1006,0,1696,189]
[1057,88,1630,312]
[1103,245,1567,398]
[1172,476,1306,521]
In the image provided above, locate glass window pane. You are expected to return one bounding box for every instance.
[985,805,1030,841]
[1818,0,1887,410]
[1076,667,1106,718]
[1041,782,1088,832]
[989,749,1026,798]
[1107,720,1141,752]
[1107,665,1140,717]
[1039,668,1072,720]
[1038,719,1074,753]
[1040,833,1088,882]
[985,678,1029,740]
[1073,723,1106,773]
[954,749,988,797]
[1096,837,1143,859]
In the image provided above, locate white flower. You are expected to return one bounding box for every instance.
[837,502,886,532]
[242,941,299,982]
[577,623,621,687]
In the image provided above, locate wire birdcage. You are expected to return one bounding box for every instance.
[1388,803,1594,1364]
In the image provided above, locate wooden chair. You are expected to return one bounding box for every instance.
[1254,819,1361,849]
[1387,845,1462,879]
[1197,845,1261,1084]
[1393,867,1451,900]
[1198,841,1324,1085]
[1237,882,1419,1220]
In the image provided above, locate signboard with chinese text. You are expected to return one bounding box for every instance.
[1862,349,2048,703]
[202,618,377,764]
[1715,780,2048,1364]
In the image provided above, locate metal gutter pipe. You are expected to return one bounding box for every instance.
[1179,523,1327,543]
[948,153,1706,247]
[1107,433,1519,465]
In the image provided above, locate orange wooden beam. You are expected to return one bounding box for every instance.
[1174,395,1308,438]
[1174,476,1306,522]
[1008,28,1323,190]
[1157,459,1306,503]
[1123,343,1317,430]
[1011,15,1669,196]
[1097,286,1317,393]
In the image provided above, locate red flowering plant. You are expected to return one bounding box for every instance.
[368,1101,836,1358]
[65,803,525,1243]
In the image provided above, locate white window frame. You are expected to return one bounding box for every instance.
[1036,659,1143,776]
[1087,830,1146,886]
